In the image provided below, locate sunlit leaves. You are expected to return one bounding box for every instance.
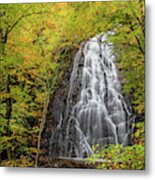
[87,121,145,170]
[0,1,144,167]
[87,144,145,170]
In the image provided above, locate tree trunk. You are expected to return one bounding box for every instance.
[5,74,12,120]
[35,92,50,167]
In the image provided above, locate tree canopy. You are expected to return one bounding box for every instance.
[0,1,145,167]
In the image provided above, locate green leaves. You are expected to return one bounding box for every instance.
[105,1,145,115]
[0,1,144,167]
[1,55,24,70]
[87,122,145,170]
[87,144,145,170]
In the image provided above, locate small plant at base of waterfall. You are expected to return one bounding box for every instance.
[132,122,145,146]
[86,122,145,170]
[86,144,144,170]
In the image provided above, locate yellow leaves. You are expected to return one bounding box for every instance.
[92,144,99,152]
[135,103,144,114]
[28,147,38,154]
[17,74,33,85]
[35,92,46,104]
[0,156,34,167]
[88,144,145,170]
[23,53,36,64]
[55,2,69,9]
[0,2,145,168]
[8,119,27,135]
[13,102,29,116]
[33,111,42,119]
[0,92,11,99]
[10,124,26,135]
[45,20,56,29]
[21,34,32,43]
[26,69,38,79]
[132,122,145,146]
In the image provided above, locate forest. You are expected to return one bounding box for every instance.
[0,0,145,169]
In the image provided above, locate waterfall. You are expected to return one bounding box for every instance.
[49,34,134,159]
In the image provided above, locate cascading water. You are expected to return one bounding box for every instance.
[49,34,134,159]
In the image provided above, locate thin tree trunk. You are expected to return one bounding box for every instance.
[5,74,12,160]
[5,74,12,121]
[35,92,50,167]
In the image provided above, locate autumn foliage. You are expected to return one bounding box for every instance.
[0,1,144,168]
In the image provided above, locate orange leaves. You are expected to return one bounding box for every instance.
[33,111,42,120]
[55,2,69,9]
[0,93,11,99]
[44,20,56,30]
[21,35,32,43]
[22,51,41,68]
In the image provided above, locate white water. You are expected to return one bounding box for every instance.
[50,34,133,158]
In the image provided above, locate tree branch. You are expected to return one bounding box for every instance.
[129,21,144,54]
[7,8,49,35]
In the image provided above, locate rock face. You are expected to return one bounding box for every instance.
[40,34,135,167]
[46,34,134,160]
[40,47,77,158]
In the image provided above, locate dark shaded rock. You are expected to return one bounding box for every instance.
[39,46,80,165]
